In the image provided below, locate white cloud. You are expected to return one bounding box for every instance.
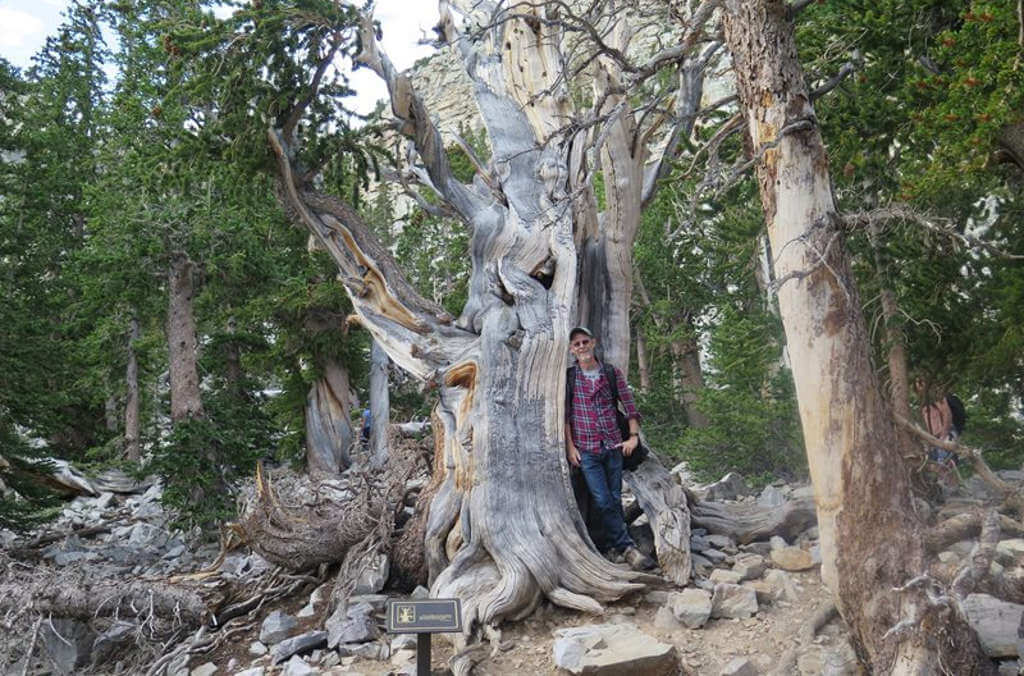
[0,7,45,50]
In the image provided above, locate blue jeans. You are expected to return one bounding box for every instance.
[580,444,633,552]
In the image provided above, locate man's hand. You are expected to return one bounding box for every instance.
[620,434,639,456]
[567,445,581,467]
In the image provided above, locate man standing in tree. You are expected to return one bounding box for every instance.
[565,326,655,571]
[915,376,959,489]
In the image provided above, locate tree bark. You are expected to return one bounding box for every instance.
[305,359,353,475]
[125,316,141,462]
[635,327,652,392]
[720,1,988,672]
[672,328,709,429]
[167,253,203,422]
[868,220,911,420]
[368,339,390,469]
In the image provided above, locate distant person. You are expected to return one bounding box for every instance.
[361,408,371,446]
[564,326,654,571]
[915,377,961,487]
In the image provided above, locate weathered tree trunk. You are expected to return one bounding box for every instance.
[868,220,911,420]
[720,1,988,672]
[305,359,353,475]
[672,328,709,429]
[125,316,141,462]
[368,339,390,469]
[167,253,203,422]
[635,327,652,391]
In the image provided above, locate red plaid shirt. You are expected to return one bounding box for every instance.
[567,362,641,454]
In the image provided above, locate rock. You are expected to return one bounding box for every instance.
[703,548,728,563]
[347,593,388,611]
[756,485,785,508]
[411,585,430,600]
[692,553,714,576]
[996,660,1019,675]
[769,536,789,551]
[259,610,298,645]
[742,580,776,605]
[690,534,710,552]
[711,583,758,619]
[644,590,671,605]
[391,648,417,665]
[732,553,767,581]
[353,554,389,595]
[653,605,682,630]
[190,662,217,676]
[963,593,1024,657]
[327,603,380,648]
[91,621,134,665]
[821,639,860,676]
[949,539,976,558]
[705,472,749,501]
[249,641,268,656]
[670,589,712,629]
[235,668,266,676]
[710,569,744,585]
[282,655,316,676]
[390,634,417,652]
[810,544,821,565]
[797,649,823,675]
[707,534,736,551]
[763,569,798,601]
[40,618,95,675]
[996,539,1024,567]
[721,656,758,675]
[127,522,168,549]
[552,623,678,675]
[95,492,116,510]
[771,546,815,571]
[739,542,773,557]
[338,641,386,660]
[298,583,331,618]
[271,631,328,664]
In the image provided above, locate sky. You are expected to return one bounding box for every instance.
[0,0,440,114]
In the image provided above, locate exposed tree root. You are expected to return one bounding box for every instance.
[770,600,839,675]
[624,453,692,586]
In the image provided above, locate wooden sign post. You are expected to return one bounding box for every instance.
[385,598,462,676]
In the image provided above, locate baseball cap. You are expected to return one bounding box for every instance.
[569,326,594,340]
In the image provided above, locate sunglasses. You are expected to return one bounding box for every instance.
[571,338,592,347]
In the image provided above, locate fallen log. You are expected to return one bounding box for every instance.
[624,453,691,586]
[689,492,817,544]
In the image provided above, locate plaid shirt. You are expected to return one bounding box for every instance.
[567,362,641,454]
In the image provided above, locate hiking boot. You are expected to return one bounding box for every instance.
[623,546,655,571]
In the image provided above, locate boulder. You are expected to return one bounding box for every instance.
[769,536,789,551]
[705,472,749,502]
[703,548,728,564]
[327,602,379,648]
[353,554,389,595]
[756,485,785,508]
[271,631,328,664]
[552,623,679,675]
[711,583,758,619]
[282,655,316,676]
[670,589,712,629]
[771,547,815,572]
[732,553,767,581]
[653,605,681,630]
[963,593,1024,657]
[190,663,217,676]
[260,610,298,645]
[691,553,713,577]
[996,539,1024,567]
[739,542,773,557]
[721,656,758,675]
[762,569,798,602]
[707,534,737,551]
[41,618,95,675]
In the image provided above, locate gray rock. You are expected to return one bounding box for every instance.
[353,554,389,595]
[348,593,388,611]
[320,651,340,668]
[259,609,298,645]
[95,492,116,510]
[996,539,1024,567]
[282,655,316,676]
[732,553,767,581]
[996,661,1019,676]
[271,631,327,664]
[707,534,737,551]
[739,542,773,557]
[821,639,860,676]
[552,623,678,675]
[338,641,387,660]
[756,485,786,508]
[141,482,163,503]
[41,618,95,675]
[653,605,682,630]
[235,668,266,676]
[54,550,90,566]
[691,553,713,576]
[703,548,728,563]
[326,602,379,648]
[963,593,1024,657]
[711,583,758,619]
[769,535,789,551]
[298,582,331,618]
[127,522,168,549]
[690,534,710,552]
[249,641,268,657]
[670,588,712,629]
[190,662,217,676]
[390,634,417,652]
[91,621,134,665]
[705,472,749,502]
[411,585,430,600]
[721,656,758,676]
[762,569,799,602]
[644,590,671,605]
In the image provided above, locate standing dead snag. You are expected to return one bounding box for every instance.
[719,0,989,672]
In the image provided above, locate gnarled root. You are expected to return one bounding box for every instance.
[689,491,817,544]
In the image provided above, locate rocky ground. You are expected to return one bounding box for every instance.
[4,464,1024,675]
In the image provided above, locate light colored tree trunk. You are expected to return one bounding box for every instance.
[305,359,353,475]
[368,339,390,469]
[167,253,203,422]
[868,220,911,420]
[635,327,651,391]
[721,1,987,671]
[125,316,141,462]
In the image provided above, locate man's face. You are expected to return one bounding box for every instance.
[570,333,596,362]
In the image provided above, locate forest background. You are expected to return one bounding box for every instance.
[1,0,1022,532]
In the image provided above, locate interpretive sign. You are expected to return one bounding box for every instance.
[385,598,462,634]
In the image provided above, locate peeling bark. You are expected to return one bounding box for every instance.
[305,359,354,475]
[368,339,390,469]
[721,0,988,671]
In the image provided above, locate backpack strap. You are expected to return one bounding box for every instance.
[565,366,577,416]
[603,363,621,410]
